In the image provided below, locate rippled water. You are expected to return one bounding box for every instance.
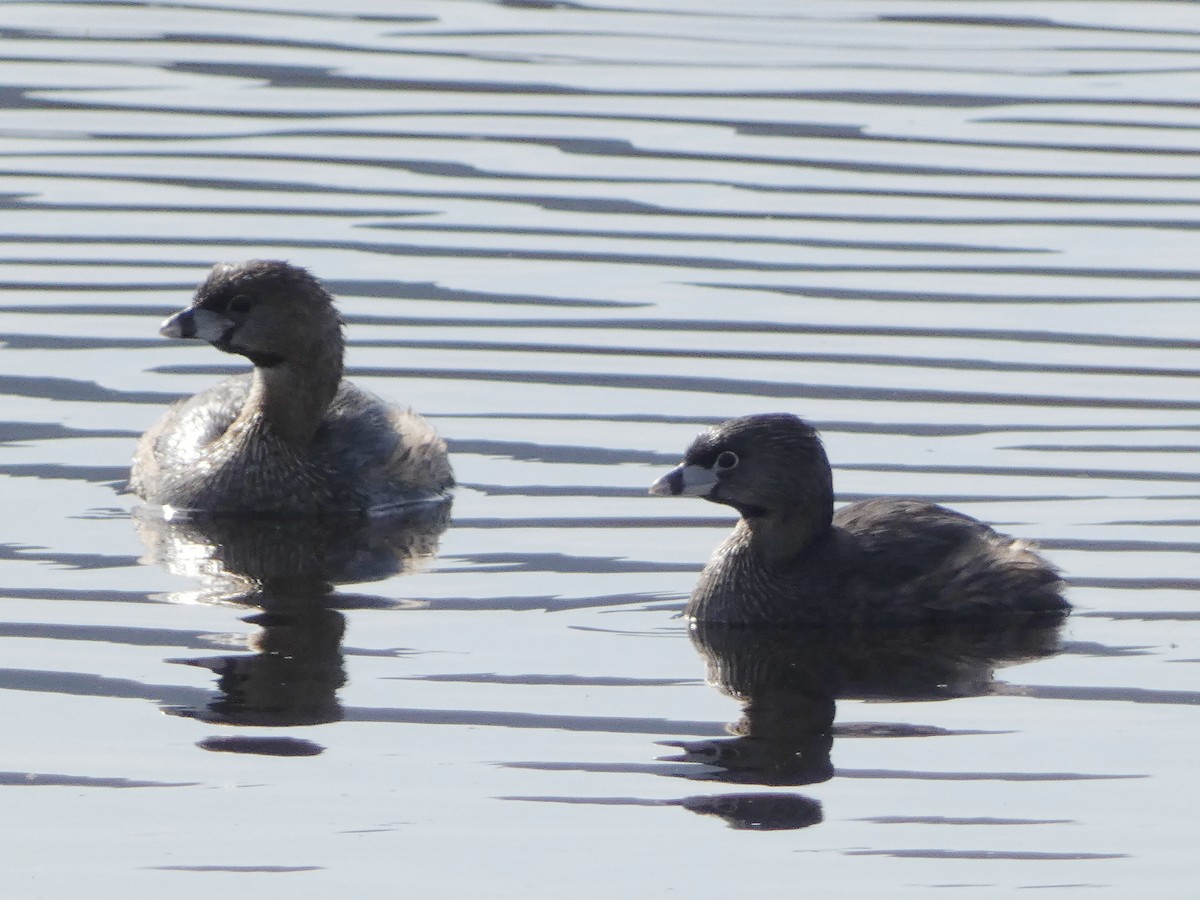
[2,1,1198,895]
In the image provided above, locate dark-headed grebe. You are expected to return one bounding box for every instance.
[651,414,1067,624]
[131,260,452,515]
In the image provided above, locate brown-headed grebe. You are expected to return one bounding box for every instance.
[131,260,452,515]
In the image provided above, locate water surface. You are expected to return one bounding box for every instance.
[1,1,1198,896]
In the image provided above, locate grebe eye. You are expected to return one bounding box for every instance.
[715,450,739,470]
[227,294,253,314]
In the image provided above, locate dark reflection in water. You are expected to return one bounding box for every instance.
[506,792,823,832]
[664,617,1066,793]
[168,603,347,728]
[197,735,325,757]
[677,792,823,831]
[135,502,450,739]
[505,617,1065,832]
[135,501,450,597]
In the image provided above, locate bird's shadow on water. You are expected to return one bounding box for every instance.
[133,500,451,751]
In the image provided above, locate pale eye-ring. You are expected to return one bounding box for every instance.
[227,294,253,314]
[715,450,739,471]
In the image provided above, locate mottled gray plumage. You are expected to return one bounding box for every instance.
[130,260,452,514]
[651,414,1067,625]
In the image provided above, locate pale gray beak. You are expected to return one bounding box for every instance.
[649,463,718,497]
[160,307,231,342]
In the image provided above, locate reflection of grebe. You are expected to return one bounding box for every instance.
[503,792,823,832]
[652,414,1068,624]
[170,602,347,727]
[664,619,1065,787]
[678,793,822,831]
[135,500,451,599]
[145,502,450,734]
[131,260,452,515]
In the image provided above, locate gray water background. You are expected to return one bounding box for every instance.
[1,1,1197,895]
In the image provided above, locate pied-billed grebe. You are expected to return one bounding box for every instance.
[130,260,453,515]
[650,414,1067,624]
